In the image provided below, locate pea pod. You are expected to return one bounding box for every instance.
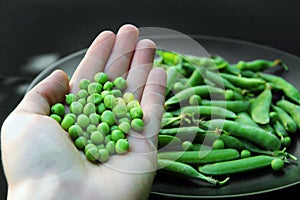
[165,85,225,106]
[220,73,266,90]
[235,112,259,127]
[259,73,300,104]
[271,104,297,133]
[158,135,182,149]
[201,100,250,113]
[206,119,281,151]
[236,59,284,72]
[158,149,240,165]
[159,126,206,136]
[173,106,237,119]
[198,155,276,175]
[157,159,229,186]
[251,87,272,124]
[277,99,300,130]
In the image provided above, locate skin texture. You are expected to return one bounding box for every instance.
[1,24,166,200]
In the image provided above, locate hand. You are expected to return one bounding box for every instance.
[1,24,166,200]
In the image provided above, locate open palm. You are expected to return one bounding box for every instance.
[1,24,166,200]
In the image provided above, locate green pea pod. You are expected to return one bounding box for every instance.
[220,73,266,90]
[159,126,206,136]
[201,100,250,113]
[165,85,225,106]
[219,134,245,150]
[158,135,182,149]
[259,73,300,105]
[206,119,281,151]
[186,68,204,87]
[173,106,237,119]
[236,59,283,72]
[165,67,184,96]
[271,105,297,133]
[158,149,240,165]
[236,112,259,127]
[251,87,272,124]
[198,155,276,175]
[277,99,300,130]
[157,159,229,186]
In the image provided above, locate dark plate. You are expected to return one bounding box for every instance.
[26,36,300,199]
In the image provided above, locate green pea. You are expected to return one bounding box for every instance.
[89,113,100,125]
[118,117,131,124]
[123,92,134,103]
[129,106,143,119]
[97,144,105,149]
[83,102,96,116]
[88,82,102,94]
[112,104,128,118]
[115,97,126,106]
[96,103,106,115]
[110,125,119,132]
[85,143,97,152]
[75,136,88,149]
[281,136,291,147]
[90,131,104,145]
[101,110,115,126]
[94,72,108,84]
[97,122,110,135]
[65,93,77,105]
[127,100,140,110]
[111,130,125,141]
[98,148,110,162]
[113,77,127,90]
[77,98,87,106]
[61,115,75,130]
[240,149,251,158]
[131,118,144,132]
[77,114,90,128]
[77,89,89,99]
[101,90,111,98]
[51,103,65,116]
[70,101,83,115]
[111,89,122,98]
[68,124,83,139]
[118,121,131,134]
[82,131,90,140]
[50,114,61,123]
[115,139,129,154]
[85,146,99,162]
[87,93,102,105]
[104,135,112,144]
[271,158,285,171]
[86,124,97,135]
[103,81,114,90]
[104,94,117,109]
[79,79,91,90]
[106,141,116,155]
[212,139,225,149]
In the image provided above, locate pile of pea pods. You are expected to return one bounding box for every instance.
[155,50,299,186]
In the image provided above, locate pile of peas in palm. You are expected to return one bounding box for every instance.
[49,72,144,163]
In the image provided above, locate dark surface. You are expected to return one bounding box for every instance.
[1,0,300,199]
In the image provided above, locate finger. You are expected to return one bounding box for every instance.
[125,39,156,101]
[70,30,116,93]
[104,24,139,80]
[15,70,69,115]
[128,68,166,152]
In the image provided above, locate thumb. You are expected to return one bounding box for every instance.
[15,70,69,115]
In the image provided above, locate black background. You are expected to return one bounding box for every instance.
[1,0,300,199]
